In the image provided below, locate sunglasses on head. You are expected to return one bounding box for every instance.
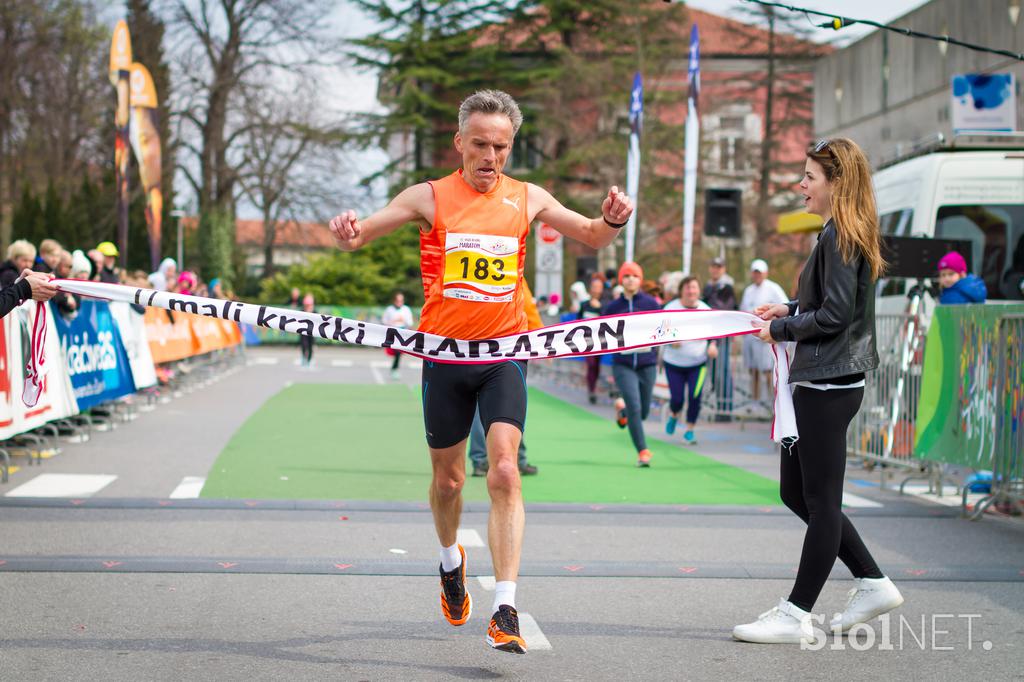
[813,139,831,153]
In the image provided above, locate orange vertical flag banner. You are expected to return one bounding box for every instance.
[129,62,163,271]
[109,20,132,268]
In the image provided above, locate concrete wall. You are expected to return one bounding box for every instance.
[814,0,1024,167]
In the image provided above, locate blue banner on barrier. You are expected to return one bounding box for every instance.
[51,300,137,410]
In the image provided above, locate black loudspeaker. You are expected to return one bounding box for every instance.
[704,188,742,238]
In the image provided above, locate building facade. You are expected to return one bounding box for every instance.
[814,0,1024,167]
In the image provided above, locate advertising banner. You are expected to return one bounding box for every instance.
[144,307,195,364]
[51,300,136,411]
[915,303,1024,467]
[951,73,1016,133]
[108,302,157,390]
[4,303,78,433]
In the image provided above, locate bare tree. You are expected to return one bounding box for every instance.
[235,84,352,277]
[166,0,340,281]
[0,1,107,249]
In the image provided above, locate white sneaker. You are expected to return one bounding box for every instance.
[830,576,904,632]
[390,369,400,380]
[732,599,815,644]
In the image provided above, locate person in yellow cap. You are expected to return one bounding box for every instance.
[96,241,121,283]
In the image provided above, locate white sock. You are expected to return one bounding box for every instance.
[439,543,461,572]
[493,581,516,612]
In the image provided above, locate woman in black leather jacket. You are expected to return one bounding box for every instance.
[732,138,904,645]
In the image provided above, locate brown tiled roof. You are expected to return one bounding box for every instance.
[180,217,334,248]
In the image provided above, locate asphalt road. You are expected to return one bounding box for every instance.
[1,346,1021,681]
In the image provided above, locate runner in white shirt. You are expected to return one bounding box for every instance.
[739,259,788,404]
[382,291,415,380]
[661,276,718,445]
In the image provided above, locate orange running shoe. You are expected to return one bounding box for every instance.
[439,544,472,626]
[637,449,652,467]
[487,605,527,654]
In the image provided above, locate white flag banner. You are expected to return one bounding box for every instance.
[54,279,797,443]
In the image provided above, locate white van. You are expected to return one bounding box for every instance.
[872,136,1024,307]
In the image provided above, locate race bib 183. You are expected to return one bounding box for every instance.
[442,232,519,302]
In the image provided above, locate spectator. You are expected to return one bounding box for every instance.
[604,261,661,467]
[177,270,198,295]
[382,291,414,380]
[662,276,718,445]
[642,280,663,305]
[1,240,37,288]
[52,250,78,317]
[148,258,177,291]
[208,278,225,299]
[87,249,105,281]
[936,251,987,304]
[468,282,540,477]
[299,293,315,366]
[71,250,93,280]
[578,276,606,404]
[703,256,737,311]
[740,258,787,404]
[35,239,63,273]
[0,268,56,317]
[287,287,301,308]
[96,241,121,283]
[568,280,588,314]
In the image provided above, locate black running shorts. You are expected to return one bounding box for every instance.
[421,360,528,449]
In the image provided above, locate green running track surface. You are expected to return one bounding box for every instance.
[200,384,781,506]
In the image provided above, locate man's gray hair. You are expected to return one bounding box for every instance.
[458,90,523,136]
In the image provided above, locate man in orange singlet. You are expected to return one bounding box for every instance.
[328,90,632,654]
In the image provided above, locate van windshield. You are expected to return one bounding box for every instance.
[935,204,1024,300]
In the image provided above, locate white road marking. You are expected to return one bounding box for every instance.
[169,476,206,499]
[389,548,407,555]
[518,613,552,650]
[901,484,982,508]
[330,359,354,367]
[250,357,279,366]
[842,492,883,508]
[477,576,496,590]
[369,364,385,385]
[371,359,422,369]
[6,473,117,498]
[456,528,485,548]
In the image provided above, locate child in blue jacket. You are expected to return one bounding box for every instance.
[936,251,987,304]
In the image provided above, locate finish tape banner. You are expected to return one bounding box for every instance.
[55,279,797,441]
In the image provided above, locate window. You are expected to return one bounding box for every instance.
[935,204,1024,300]
[718,136,748,172]
[508,135,541,171]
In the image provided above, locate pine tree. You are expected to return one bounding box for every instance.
[349,0,518,190]
[504,0,691,273]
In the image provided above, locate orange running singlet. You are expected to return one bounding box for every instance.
[419,170,529,340]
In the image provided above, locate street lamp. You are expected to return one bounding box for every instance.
[170,209,185,270]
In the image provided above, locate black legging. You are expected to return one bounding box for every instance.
[782,386,884,611]
[299,334,314,363]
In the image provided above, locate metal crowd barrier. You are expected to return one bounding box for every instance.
[844,311,949,492]
[968,313,1024,519]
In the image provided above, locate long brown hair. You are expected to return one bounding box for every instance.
[807,137,886,280]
